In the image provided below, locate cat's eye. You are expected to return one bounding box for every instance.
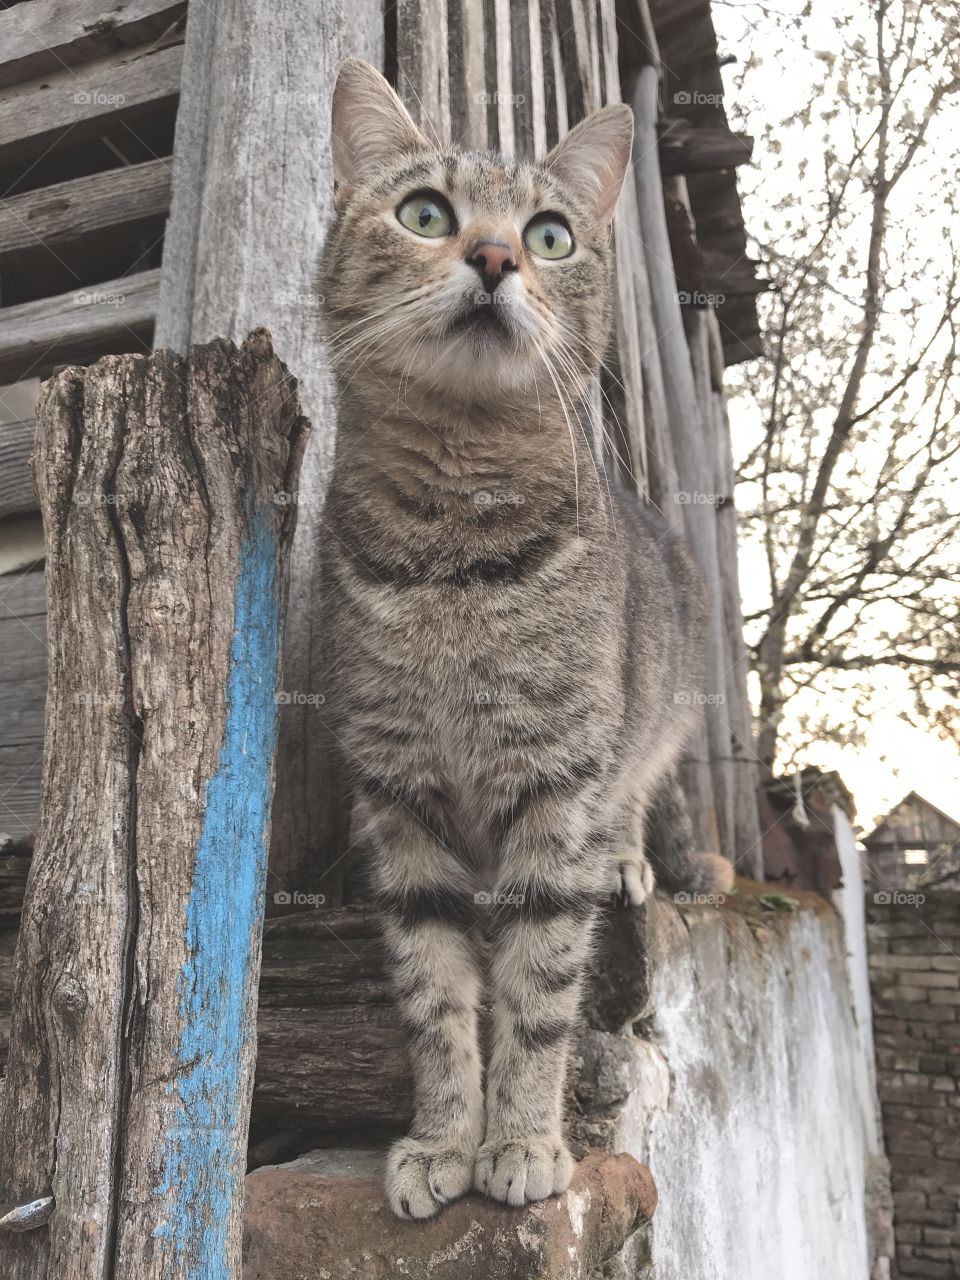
[524,213,574,260]
[396,191,455,238]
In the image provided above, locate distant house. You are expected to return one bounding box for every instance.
[863,792,960,891]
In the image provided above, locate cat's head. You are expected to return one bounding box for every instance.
[322,58,632,410]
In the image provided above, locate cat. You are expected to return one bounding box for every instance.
[319,57,734,1220]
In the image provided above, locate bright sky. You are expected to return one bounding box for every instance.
[713,0,960,832]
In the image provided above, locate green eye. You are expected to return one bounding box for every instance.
[397,192,454,238]
[524,214,574,260]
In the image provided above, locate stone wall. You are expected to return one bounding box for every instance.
[866,891,960,1279]
[574,883,892,1280]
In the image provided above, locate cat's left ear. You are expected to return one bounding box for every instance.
[331,58,430,203]
[544,105,634,225]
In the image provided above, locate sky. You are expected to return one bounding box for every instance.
[711,0,960,831]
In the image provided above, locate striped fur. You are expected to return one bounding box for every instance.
[321,59,734,1219]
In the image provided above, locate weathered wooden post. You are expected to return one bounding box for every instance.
[0,330,308,1280]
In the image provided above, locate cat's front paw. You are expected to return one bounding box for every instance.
[386,1136,475,1219]
[474,1136,575,1207]
[611,851,655,907]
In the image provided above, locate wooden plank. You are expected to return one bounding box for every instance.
[0,421,36,519]
[658,120,754,175]
[541,0,569,147]
[0,0,186,91]
[0,159,171,270]
[492,0,515,155]
[0,571,47,688]
[630,65,720,854]
[0,268,159,386]
[499,0,548,160]
[598,0,622,106]
[607,184,648,496]
[0,43,183,170]
[2,899,657,1128]
[395,0,451,144]
[153,0,383,910]
[0,334,308,1280]
[0,678,44,747]
[714,388,763,875]
[0,747,43,845]
[447,0,489,148]
[556,0,599,125]
[685,306,736,864]
[617,161,682,527]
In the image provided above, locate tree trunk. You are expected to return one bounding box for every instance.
[0,331,308,1280]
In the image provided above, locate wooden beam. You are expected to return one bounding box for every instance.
[0,268,159,386]
[0,43,183,170]
[1,896,656,1132]
[0,750,43,846]
[630,66,723,856]
[0,332,308,1280]
[0,420,36,519]
[395,0,452,143]
[658,120,754,175]
[540,0,570,149]
[0,0,186,91]
[714,388,763,875]
[614,0,660,74]
[0,160,171,270]
[0,573,46,845]
[448,0,490,148]
[153,0,383,908]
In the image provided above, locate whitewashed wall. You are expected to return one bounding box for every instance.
[578,897,890,1280]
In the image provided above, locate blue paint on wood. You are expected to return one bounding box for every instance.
[152,504,280,1276]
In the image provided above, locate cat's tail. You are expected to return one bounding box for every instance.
[645,766,735,897]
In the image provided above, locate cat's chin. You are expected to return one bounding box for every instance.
[375,331,541,406]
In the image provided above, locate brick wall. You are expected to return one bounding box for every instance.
[867,891,960,1279]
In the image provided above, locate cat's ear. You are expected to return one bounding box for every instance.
[331,58,430,199]
[544,105,634,225]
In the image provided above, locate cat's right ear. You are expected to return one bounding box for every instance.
[331,58,430,206]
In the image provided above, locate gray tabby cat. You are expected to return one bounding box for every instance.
[320,58,733,1219]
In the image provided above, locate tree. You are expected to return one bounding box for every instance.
[717,0,960,770]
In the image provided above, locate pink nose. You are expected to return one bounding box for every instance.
[466,241,517,292]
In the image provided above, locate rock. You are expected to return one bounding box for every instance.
[242,1148,656,1279]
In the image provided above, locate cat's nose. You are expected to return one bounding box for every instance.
[466,241,517,294]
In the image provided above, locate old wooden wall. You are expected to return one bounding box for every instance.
[0,0,765,888]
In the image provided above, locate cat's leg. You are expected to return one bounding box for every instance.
[603,769,656,907]
[475,779,605,1206]
[356,774,484,1219]
[610,803,656,907]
